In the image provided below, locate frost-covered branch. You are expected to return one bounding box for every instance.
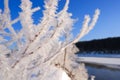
[0,0,100,80]
[73,9,100,43]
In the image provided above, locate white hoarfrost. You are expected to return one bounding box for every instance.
[0,0,100,80]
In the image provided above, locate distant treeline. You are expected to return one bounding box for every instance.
[75,37,120,53]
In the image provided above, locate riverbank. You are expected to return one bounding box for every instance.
[77,57,120,69]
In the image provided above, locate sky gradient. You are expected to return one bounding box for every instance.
[68,0,120,41]
[0,0,120,41]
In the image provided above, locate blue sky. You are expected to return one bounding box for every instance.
[0,0,120,41]
[68,0,120,41]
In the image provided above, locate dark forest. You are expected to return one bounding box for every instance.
[76,37,120,53]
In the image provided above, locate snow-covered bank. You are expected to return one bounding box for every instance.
[78,53,120,58]
[77,57,120,69]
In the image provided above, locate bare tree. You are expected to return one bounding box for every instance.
[0,0,100,80]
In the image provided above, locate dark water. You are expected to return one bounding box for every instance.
[86,64,120,80]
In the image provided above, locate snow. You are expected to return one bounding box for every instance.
[78,53,120,58]
[61,70,71,80]
[77,57,120,69]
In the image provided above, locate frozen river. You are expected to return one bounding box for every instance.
[78,53,120,80]
[86,64,120,80]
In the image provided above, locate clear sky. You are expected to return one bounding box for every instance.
[0,0,120,41]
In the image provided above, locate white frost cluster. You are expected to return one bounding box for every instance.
[0,0,100,80]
